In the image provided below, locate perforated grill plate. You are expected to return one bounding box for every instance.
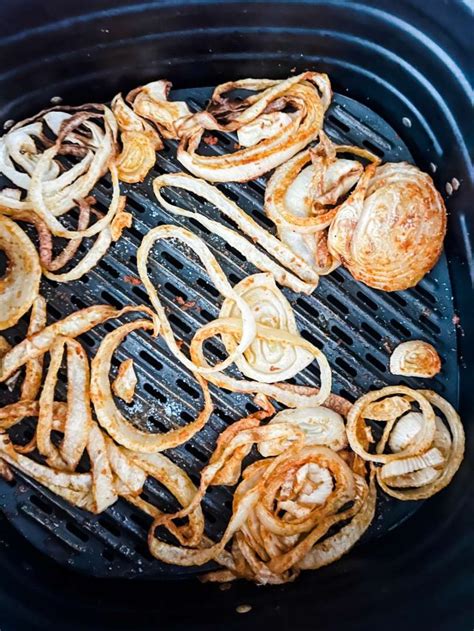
[0,88,458,579]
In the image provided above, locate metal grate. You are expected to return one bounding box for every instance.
[0,88,458,579]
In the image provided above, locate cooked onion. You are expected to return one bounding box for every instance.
[153,172,320,293]
[258,406,348,456]
[176,72,331,182]
[112,358,137,403]
[126,80,191,139]
[0,215,41,330]
[219,273,313,382]
[327,162,447,290]
[116,131,157,183]
[264,132,377,275]
[390,340,441,378]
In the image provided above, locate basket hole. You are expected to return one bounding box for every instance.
[414,284,436,304]
[224,242,246,262]
[99,259,120,279]
[162,250,184,270]
[65,521,89,542]
[200,309,215,323]
[101,548,115,562]
[148,414,168,432]
[335,356,357,377]
[252,208,274,229]
[326,293,349,315]
[391,292,407,307]
[331,325,353,346]
[188,217,211,235]
[71,295,87,309]
[180,410,194,423]
[361,139,384,158]
[391,319,411,337]
[356,291,378,311]
[297,298,319,320]
[132,285,148,302]
[228,272,241,284]
[130,511,150,529]
[176,378,200,399]
[80,332,95,348]
[338,387,353,401]
[165,282,186,301]
[361,322,382,341]
[301,329,323,349]
[30,494,53,515]
[98,515,121,538]
[197,277,219,297]
[185,443,207,463]
[139,350,163,371]
[331,269,345,284]
[327,114,350,133]
[101,290,122,309]
[366,353,386,372]
[245,402,259,414]
[47,304,62,319]
[169,313,192,334]
[419,314,440,334]
[143,382,166,403]
[127,223,145,241]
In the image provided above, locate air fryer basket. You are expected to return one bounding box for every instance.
[0,1,472,630]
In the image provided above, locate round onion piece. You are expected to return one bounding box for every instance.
[219,273,313,383]
[327,162,447,291]
[390,340,441,378]
[0,215,41,330]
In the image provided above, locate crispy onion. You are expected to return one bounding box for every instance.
[258,406,348,456]
[153,172,320,293]
[376,390,465,500]
[90,319,213,453]
[176,72,331,182]
[147,416,374,584]
[327,162,447,291]
[390,340,441,378]
[0,215,41,330]
[112,358,137,403]
[126,80,191,140]
[264,132,378,275]
[219,273,313,382]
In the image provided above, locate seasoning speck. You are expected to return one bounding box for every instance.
[445,182,453,196]
[451,177,460,191]
[402,117,412,128]
[3,119,14,130]
[430,162,437,173]
[236,604,252,614]
[50,96,63,104]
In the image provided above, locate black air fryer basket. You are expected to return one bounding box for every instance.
[0,1,472,629]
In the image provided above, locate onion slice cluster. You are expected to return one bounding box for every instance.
[176,72,332,182]
[327,162,447,290]
[147,412,375,584]
[346,386,465,500]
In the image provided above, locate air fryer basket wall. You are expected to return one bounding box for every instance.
[0,1,472,630]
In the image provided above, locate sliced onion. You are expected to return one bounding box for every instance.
[20,295,47,400]
[219,273,313,382]
[0,215,41,330]
[390,340,441,378]
[153,172,320,293]
[137,224,256,374]
[346,386,436,463]
[189,316,332,407]
[176,72,332,182]
[90,319,213,452]
[112,358,137,403]
[116,131,157,183]
[258,406,348,457]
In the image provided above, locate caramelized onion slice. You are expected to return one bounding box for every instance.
[390,340,441,378]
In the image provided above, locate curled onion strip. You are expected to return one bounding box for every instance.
[137,224,256,374]
[90,319,213,453]
[346,386,436,463]
[0,215,41,330]
[20,295,47,400]
[153,172,319,293]
[176,72,331,182]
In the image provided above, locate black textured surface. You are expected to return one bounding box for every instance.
[0,88,458,579]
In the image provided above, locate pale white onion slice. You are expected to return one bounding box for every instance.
[219,273,313,383]
[0,215,41,330]
[112,358,138,404]
[258,406,348,457]
[20,295,47,400]
[237,112,293,147]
